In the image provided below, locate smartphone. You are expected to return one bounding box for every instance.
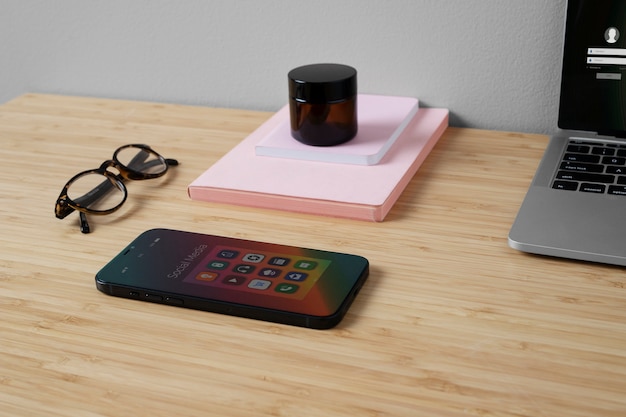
[96,228,369,329]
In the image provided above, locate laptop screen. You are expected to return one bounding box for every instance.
[559,0,626,136]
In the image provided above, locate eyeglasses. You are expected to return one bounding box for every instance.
[55,144,179,233]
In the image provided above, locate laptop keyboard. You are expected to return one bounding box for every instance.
[552,139,626,196]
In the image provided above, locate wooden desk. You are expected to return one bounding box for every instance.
[1,94,625,416]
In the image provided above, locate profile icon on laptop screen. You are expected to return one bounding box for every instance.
[605,27,620,43]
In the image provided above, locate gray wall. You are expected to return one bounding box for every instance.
[2,0,566,134]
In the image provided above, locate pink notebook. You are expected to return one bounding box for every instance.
[188,99,448,221]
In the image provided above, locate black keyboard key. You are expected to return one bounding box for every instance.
[608,185,626,196]
[552,180,578,191]
[559,161,604,172]
[607,166,626,175]
[567,144,590,153]
[617,149,626,157]
[563,153,601,163]
[555,171,615,183]
[580,183,606,193]
[618,176,626,185]
[602,156,626,165]
[592,147,616,156]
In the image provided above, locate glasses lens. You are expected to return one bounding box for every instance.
[116,146,167,176]
[67,172,125,213]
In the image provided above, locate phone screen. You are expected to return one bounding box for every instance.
[96,229,369,329]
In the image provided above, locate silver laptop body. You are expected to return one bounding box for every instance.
[509,0,626,266]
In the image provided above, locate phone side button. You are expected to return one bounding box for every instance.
[145,293,163,302]
[165,297,184,306]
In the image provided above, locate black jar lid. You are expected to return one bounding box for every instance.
[288,63,357,104]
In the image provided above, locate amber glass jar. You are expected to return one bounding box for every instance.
[288,63,357,146]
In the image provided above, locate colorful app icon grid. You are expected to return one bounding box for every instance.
[184,245,330,300]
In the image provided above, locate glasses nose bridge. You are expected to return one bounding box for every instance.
[98,158,118,171]
[98,159,130,178]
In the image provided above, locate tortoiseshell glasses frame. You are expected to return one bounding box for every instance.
[55,144,178,233]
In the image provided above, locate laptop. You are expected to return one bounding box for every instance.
[509,0,626,266]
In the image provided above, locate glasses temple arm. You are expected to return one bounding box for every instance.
[72,157,178,207]
[79,211,91,234]
[62,154,149,232]
[73,151,153,207]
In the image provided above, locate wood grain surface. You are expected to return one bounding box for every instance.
[1,94,625,416]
